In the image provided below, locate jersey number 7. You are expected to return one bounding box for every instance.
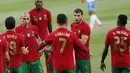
[59,38,67,53]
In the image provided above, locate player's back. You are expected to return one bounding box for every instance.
[106,27,130,67]
[2,31,24,68]
[47,28,76,70]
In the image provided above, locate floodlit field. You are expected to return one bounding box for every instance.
[0,0,130,73]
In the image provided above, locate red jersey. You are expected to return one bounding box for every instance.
[0,36,8,73]
[29,8,52,40]
[105,27,130,68]
[42,28,89,70]
[71,21,90,60]
[15,25,40,62]
[2,31,25,68]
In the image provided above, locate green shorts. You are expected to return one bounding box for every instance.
[53,70,75,73]
[75,58,91,73]
[22,60,44,73]
[112,68,130,73]
[3,67,22,73]
[48,62,53,73]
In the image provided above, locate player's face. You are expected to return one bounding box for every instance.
[21,16,30,27]
[35,0,43,10]
[73,13,83,24]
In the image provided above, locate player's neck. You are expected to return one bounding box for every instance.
[58,24,66,28]
[7,29,14,31]
[76,20,82,25]
[35,8,42,12]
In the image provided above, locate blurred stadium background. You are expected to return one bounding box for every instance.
[0,0,130,73]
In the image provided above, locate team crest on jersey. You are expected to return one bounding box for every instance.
[39,17,42,20]
[27,33,30,37]
[44,14,47,19]
[78,30,80,34]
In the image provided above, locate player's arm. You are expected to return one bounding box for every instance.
[72,34,89,54]
[3,40,10,72]
[47,11,52,33]
[100,44,109,72]
[20,36,29,55]
[48,22,52,33]
[100,31,110,72]
[79,35,88,45]
[35,34,41,44]
[4,51,10,70]
[38,34,53,56]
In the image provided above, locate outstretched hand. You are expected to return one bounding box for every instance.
[100,63,106,72]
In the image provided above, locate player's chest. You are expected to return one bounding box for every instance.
[20,29,35,38]
[32,12,48,22]
[72,26,82,37]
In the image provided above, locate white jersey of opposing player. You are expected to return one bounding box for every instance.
[86,0,95,2]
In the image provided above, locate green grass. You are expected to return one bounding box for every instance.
[0,0,130,73]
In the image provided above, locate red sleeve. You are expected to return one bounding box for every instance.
[47,10,52,23]
[45,33,54,44]
[38,33,54,50]
[82,24,90,35]
[20,35,25,47]
[3,38,8,52]
[105,31,111,45]
[72,33,89,54]
[32,25,39,37]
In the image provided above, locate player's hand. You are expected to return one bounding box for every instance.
[100,63,106,72]
[6,69,10,73]
[39,45,50,56]
[25,47,29,54]
[80,0,85,3]
[90,52,93,58]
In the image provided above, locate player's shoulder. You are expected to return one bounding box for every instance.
[82,21,90,27]
[15,25,22,29]
[29,8,35,13]
[43,8,51,12]
[0,34,7,43]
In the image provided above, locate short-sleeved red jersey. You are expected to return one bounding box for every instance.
[0,36,8,73]
[15,25,40,62]
[41,28,89,70]
[29,8,52,40]
[71,21,90,60]
[105,27,130,68]
[2,31,24,68]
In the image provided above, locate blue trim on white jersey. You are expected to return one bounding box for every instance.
[87,1,96,12]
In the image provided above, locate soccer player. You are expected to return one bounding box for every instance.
[39,13,89,73]
[0,36,10,73]
[70,8,91,73]
[100,14,130,73]
[29,0,52,73]
[15,12,44,73]
[80,0,102,31]
[2,16,28,73]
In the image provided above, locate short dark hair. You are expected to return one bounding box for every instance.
[74,8,83,15]
[117,14,127,26]
[57,13,67,25]
[5,16,15,29]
